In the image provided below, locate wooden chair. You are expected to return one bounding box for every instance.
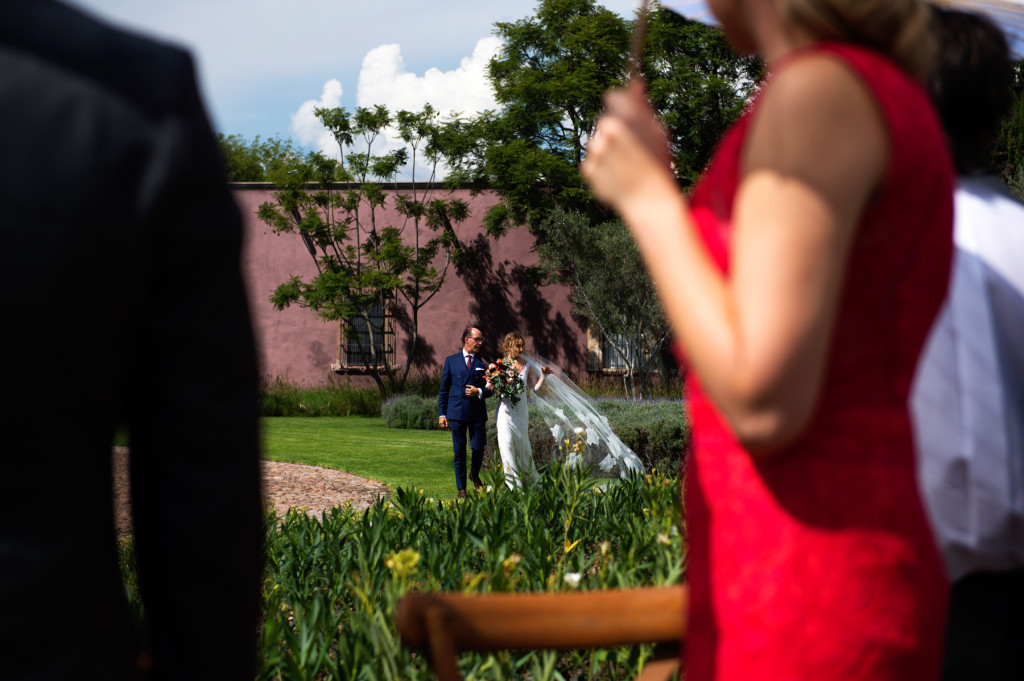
[395,585,686,681]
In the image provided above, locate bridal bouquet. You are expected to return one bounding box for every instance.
[487,358,525,407]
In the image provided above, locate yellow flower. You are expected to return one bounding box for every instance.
[564,538,581,554]
[501,553,523,576]
[599,541,612,556]
[385,548,421,580]
[462,571,488,591]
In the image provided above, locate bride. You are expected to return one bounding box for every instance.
[489,331,645,489]
[490,332,551,489]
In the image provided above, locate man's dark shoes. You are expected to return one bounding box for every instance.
[471,475,483,492]
[458,489,468,499]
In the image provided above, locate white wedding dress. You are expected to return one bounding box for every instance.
[495,367,539,489]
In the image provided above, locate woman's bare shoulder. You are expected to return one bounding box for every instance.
[745,51,888,210]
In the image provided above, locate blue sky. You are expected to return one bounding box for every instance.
[65,0,671,148]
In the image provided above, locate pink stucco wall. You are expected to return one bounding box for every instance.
[233,184,589,386]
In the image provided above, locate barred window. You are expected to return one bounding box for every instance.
[337,299,395,369]
[601,332,648,371]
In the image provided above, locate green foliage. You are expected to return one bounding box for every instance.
[118,537,143,622]
[1008,164,1024,201]
[258,104,469,397]
[594,399,689,476]
[573,371,682,399]
[120,463,683,681]
[539,209,671,397]
[259,374,442,417]
[259,377,382,417]
[381,394,440,430]
[998,60,1024,199]
[441,0,761,236]
[481,0,630,233]
[643,8,764,187]
[216,134,304,182]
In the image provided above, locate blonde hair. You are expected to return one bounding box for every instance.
[779,0,934,80]
[502,332,525,357]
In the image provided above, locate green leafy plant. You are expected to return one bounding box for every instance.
[381,394,439,430]
[259,376,382,417]
[120,461,683,680]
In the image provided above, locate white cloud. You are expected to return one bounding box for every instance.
[356,37,501,118]
[290,78,344,157]
[354,37,502,178]
[290,37,502,176]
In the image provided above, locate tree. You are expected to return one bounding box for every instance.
[997,60,1024,199]
[436,0,759,397]
[256,104,468,396]
[480,0,630,235]
[443,0,761,238]
[216,133,304,181]
[643,8,763,187]
[538,209,671,397]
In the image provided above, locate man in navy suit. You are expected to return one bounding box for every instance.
[438,327,493,498]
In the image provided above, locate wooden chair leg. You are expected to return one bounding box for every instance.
[423,604,462,681]
[633,641,680,681]
[634,657,678,681]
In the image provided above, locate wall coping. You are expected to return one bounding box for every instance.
[229,181,486,191]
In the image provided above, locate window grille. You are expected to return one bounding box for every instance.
[338,298,396,368]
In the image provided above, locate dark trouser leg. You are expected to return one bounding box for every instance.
[943,569,1024,681]
[450,419,468,491]
[468,419,487,486]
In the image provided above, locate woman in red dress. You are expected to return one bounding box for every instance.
[583,0,952,679]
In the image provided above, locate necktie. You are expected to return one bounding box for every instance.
[466,354,472,371]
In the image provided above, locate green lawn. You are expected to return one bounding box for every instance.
[261,416,466,500]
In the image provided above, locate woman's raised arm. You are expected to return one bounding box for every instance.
[582,56,887,457]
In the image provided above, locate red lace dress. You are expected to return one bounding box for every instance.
[682,44,953,680]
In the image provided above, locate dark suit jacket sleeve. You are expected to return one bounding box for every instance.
[438,356,452,418]
[0,3,260,678]
[124,50,262,681]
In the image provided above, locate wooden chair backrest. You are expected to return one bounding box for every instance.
[395,585,686,681]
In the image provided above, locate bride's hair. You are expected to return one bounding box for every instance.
[501,332,525,357]
[779,0,934,79]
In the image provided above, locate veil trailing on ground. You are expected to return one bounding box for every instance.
[521,352,645,479]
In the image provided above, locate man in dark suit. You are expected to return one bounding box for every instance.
[0,2,262,679]
[438,327,493,498]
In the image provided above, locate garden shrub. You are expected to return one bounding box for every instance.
[119,462,683,681]
[259,377,381,416]
[259,372,443,417]
[381,394,439,430]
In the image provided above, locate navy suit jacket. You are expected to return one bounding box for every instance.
[438,353,493,423]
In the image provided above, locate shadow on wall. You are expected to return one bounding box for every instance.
[395,304,438,369]
[457,234,584,372]
[308,340,332,372]
[512,263,585,371]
